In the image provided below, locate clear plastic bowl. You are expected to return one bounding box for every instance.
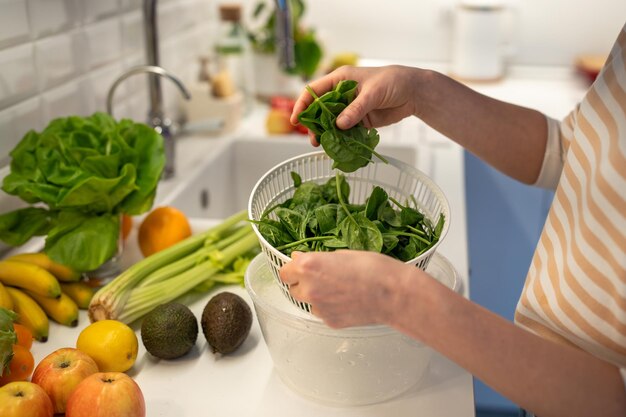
[245,252,461,406]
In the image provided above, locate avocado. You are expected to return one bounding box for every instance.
[140,302,198,359]
[201,292,252,354]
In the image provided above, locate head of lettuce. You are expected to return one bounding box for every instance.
[0,112,165,272]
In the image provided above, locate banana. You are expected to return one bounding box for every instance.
[7,252,82,282]
[60,282,95,310]
[24,290,79,327]
[0,282,13,310]
[6,286,49,342]
[0,260,61,298]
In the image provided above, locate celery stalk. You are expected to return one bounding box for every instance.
[137,225,252,288]
[88,210,249,322]
[117,229,258,324]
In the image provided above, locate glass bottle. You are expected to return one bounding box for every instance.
[215,3,255,114]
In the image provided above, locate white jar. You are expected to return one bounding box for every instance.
[450,0,513,81]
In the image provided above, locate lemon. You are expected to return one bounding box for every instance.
[76,319,138,372]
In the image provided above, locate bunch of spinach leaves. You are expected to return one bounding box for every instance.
[297,80,388,173]
[254,171,444,261]
[0,112,164,272]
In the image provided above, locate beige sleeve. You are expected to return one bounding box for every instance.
[532,115,566,190]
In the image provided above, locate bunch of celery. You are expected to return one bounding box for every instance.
[88,210,259,324]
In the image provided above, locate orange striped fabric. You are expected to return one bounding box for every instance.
[514,22,626,381]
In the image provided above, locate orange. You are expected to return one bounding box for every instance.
[0,345,34,385]
[137,206,192,257]
[13,324,33,350]
[121,214,133,241]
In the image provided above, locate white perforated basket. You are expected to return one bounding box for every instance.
[248,150,450,313]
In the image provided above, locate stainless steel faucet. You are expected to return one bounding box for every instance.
[106,0,191,180]
[106,64,191,179]
[142,0,190,179]
[274,0,296,71]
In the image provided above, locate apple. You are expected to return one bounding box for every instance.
[66,372,146,417]
[0,381,54,417]
[31,347,99,414]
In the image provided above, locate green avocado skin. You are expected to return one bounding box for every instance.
[201,292,252,354]
[141,302,198,360]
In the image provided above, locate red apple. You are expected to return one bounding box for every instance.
[31,347,99,414]
[0,381,54,417]
[66,372,145,417]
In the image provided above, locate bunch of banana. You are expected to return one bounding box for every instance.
[0,253,94,341]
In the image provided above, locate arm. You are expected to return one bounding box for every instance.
[291,65,548,184]
[400,270,626,417]
[280,250,626,417]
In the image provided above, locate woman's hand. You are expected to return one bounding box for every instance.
[279,250,419,328]
[290,65,423,146]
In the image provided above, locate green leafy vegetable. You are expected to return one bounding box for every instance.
[0,307,17,377]
[255,172,444,261]
[0,112,165,272]
[247,0,322,79]
[297,80,388,173]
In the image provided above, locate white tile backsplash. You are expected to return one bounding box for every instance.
[121,9,145,58]
[82,0,120,23]
[41,80,89,120]
[84,62,126,114]
[34,31,83,91]
[120,0,141,12]
[83,17,123,70]
[27,0,81,39]
[0,0,30,49]
[0,43,37,108]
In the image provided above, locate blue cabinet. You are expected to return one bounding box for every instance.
[464,150,553,412]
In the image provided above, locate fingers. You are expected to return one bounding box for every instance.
[336,92,372,130]
[309,134,320,147]
[290,77,336,125]
[290,67,355,125]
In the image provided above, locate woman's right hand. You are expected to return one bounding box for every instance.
[290,65,424,145]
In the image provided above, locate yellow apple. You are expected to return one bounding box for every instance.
[266,108,294,134]
[0,381,54,417]
[31,347,99,414]
[66,372,145,417]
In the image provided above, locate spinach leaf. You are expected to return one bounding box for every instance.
[255,169,445,264]
[339,212,383,252]
[321,174,349,204]
[365,186,388,220]
[290,181,323,209]
[290,171,302,188]
[275,207,306,241]
[253,219,291,248]
[297,80,388,173]
[314,204,339,234]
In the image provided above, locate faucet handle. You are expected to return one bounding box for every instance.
[106,65,191,116]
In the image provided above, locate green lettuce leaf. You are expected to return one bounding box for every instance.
[0,112,165,271]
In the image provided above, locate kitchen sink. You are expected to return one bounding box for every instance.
[162,136,418,219]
